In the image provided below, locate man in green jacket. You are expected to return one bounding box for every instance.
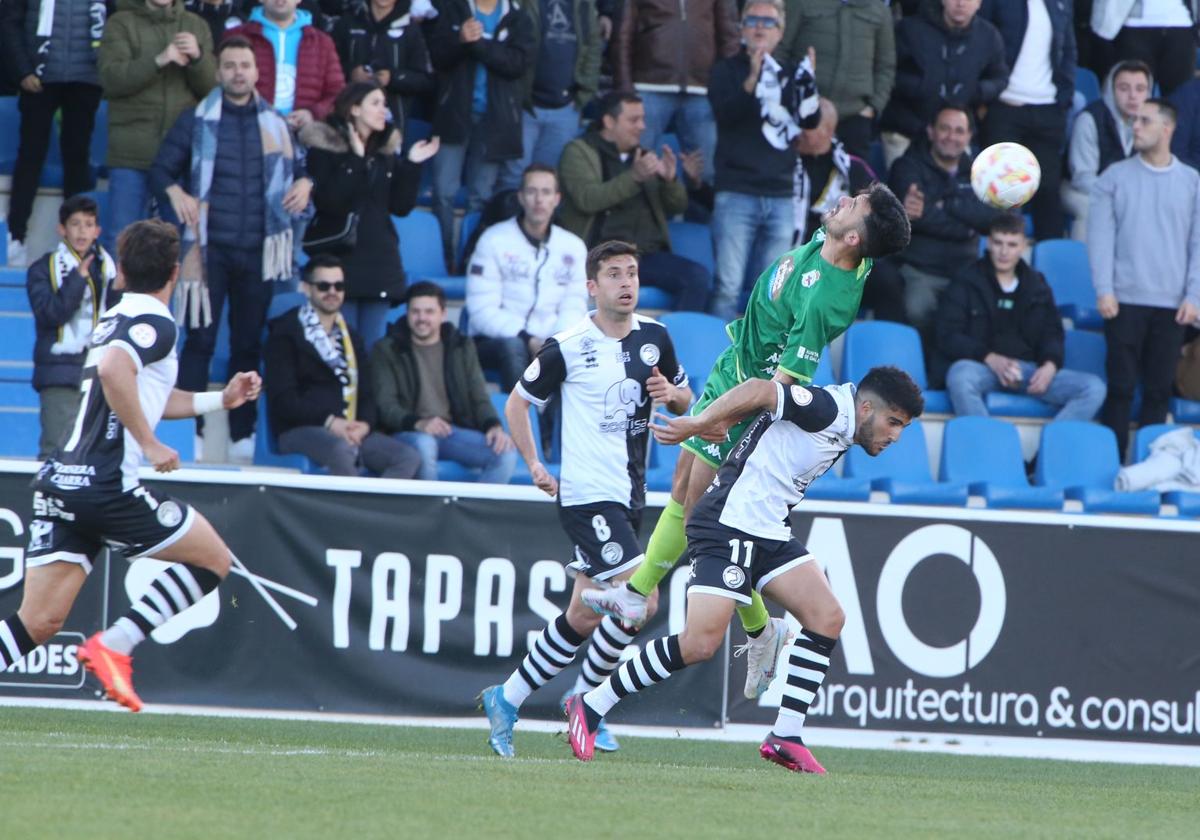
[99,0,215,250]
[370,281,517,483]
[557,91,711,311]
[780,0,894,160]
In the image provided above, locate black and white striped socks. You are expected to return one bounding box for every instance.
[501,614,586,708]
[573,616,639,694]
[0,615,36,671]
[100,563,222,655]
[583,635,685,720]
[772,628,837,739]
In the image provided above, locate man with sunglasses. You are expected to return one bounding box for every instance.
[263,254,420,478]
[706,0,818,321]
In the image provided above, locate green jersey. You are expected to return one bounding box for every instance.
[727,228,871,384]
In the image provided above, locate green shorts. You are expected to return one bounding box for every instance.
[680,351,755,468]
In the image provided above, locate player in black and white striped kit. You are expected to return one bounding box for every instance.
[0,221,262,712]
[564,366,924,773]
[478,241,692,758]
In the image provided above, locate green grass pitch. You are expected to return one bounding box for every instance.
[2,707,1197,839]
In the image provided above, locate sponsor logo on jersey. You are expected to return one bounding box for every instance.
[639,343,660,366]
[28,519,52,552]
[703,442,722,460]
[769,256,794,300]
[794,345,821,364]
[790,385,813,407]
[616,351,631,363]
[723,565,746,589]
[580,336,598,368]
[129,323,158,349]
[600,379,647,432]
[600,541,624,565]
[801,269,821,288]
[90,318,119,346]
[156,501,184,528]
[523,358,541,381]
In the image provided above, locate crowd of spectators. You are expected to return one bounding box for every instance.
[6,0,1200,478]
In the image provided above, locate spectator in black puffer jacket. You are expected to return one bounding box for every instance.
[332,0,434,129]
[0,0,108,266]
[880,0,1008,169]
[150,36,314,460]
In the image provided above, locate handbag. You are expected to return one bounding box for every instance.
[302,211,359,254]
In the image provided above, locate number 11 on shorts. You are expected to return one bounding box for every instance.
[728,538,754,568]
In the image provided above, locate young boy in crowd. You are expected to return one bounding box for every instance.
[26,195,121,457]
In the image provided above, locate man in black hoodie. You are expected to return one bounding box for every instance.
[934,212,1105,418]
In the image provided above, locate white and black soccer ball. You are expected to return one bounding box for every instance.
[970,142,1041,209]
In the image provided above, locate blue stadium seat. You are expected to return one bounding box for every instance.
[1032,239,1102,328]
[646,436,681,492]
[1170,397,1200,423]
[0,97,18,174]
[668,221,715,275]
[985,392,1055,418]
[840,320,951,412]
[940,416,1064,509]
[812,351,836,385]
[458,210,481,266]
[0,408,39,457]
[0,380,37,408]
[0,313,35,362]
[659,311,729,396]
[0,286,29,311]
[253,387,319,473]
[493,391,556,485]
[844,418,968,505]
[0,361,34,382]
[804,475,871,501]
[1076,67,1101,104]
[0,267,24,286]
[1133,423,1181,463]
[1034,421,1161,514]
[157,418,196,462]
[267,291,306,321]
[1063,329,1106,380]
[394,212,466,300]
[639,287,676,310]
[1165,490,1200,516]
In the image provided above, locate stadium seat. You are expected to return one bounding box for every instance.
[458,210,481,266]
[646,436,681,492]
[0,97,18,174]
[0,286,29,311]
[668,221,715,275]
[157,418,196,462]
[639,287,676,310]
[492,391,556,485]
[843,418,968,505]
[1034,421,1161,514]
[0,380,37,408]
[940,416,1064,509]
[812,351,836,385]
[1170,397,1200,423]
[840,320,951,412]
[0,361,34,382]
[0,267,24,286]
[804,475,871,501]
[1133,423,1181,463]
[0,408,39,457]
[1063,329,1106,380]
[0,313,36,363]
[267,291,306,321]
[1032,239,1102,329]
[253,389,319,473]
[1076,67,1101,103]
[659,311,729,396]
[394,212,466,300]
[985,392,1055,418]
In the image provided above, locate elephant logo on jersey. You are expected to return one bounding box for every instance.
[639,343,660,366]
[723,566,746,589]
[769,256,794,300]
[603,378,646,419]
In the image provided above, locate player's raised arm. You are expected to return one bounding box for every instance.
[651,378,779,445]
[97,345,178,472]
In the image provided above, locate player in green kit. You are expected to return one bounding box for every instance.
[583,183,911,698]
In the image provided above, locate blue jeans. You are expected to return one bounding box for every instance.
[106,167,179,253]
[710,191,795,321]
[395,426,517,484]
[497,104,582,191]
[340,299,391,350]
[639,250,713,312]
[430,113,501,259]
[946,359,1107,421]
[639,92,717,184]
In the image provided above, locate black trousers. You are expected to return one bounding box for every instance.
[177,246,274,442]
[836,113,874,162]
[1102,303,1186,459]
[10,82,102,241]
[1110,25,1197,97]
[982,102,1067,241]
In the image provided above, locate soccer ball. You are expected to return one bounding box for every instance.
[970,142,1041,209]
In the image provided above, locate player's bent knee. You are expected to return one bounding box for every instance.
[812,602,845,638]
[678,627,722,664]
[565,598,601,634]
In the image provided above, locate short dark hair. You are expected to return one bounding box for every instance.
[1112,59,1153,85]
[302,254,344,283]
[586,240,639,280]
[59,194,99,226]
[987,212,1026,237]
[521,163,559,190]
[930,103,973,132]
[858,365,924,419]
[859,183,911,259]
[594,91,642,130]
[217,34,255,58]
[117,220,179,293]
[406,280,446,308]
[1145,97,1178,126]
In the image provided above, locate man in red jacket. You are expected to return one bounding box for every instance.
[226,0,345,129]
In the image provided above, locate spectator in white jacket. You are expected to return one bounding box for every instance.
[466,163,590,388]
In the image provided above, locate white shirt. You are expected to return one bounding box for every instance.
[1125,0,1193,27]
[1001,0,1057,106]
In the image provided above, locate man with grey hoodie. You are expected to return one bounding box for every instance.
[1088,97,1200,460]
[1063,59,1151,241]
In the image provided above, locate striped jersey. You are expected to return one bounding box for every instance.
[34,294,179,495]
[516,313,688,509]
[696,381,856,541]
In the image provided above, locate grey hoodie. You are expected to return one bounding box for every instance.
[1068,63,1151,196]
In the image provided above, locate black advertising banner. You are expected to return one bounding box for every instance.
[0,470,721,726]
[727,512,1200,746]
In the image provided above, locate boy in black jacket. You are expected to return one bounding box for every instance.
[26,195,120,457]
